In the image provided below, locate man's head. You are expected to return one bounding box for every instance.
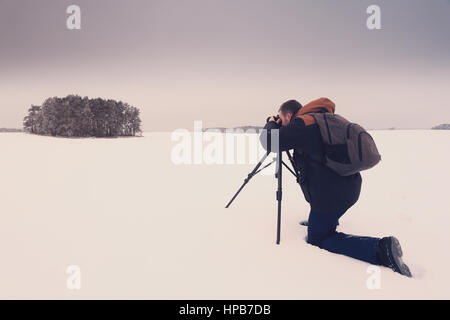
[278,100,302,126]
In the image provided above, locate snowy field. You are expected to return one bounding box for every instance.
[0,130,449,299]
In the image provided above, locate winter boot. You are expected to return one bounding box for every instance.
[376,236,412,278]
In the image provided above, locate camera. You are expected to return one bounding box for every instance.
[266,115,280,123]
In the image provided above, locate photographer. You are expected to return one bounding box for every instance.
[259,98,411,277]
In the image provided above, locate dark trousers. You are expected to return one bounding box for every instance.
[307,207,380,265]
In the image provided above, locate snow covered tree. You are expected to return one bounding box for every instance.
[23,95,142,137]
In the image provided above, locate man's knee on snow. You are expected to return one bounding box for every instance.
[306,234,324,247]
[306,229,338,247]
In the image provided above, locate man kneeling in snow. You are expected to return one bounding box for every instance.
[260,98,412,277]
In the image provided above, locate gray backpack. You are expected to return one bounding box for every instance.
[305,112,381,176]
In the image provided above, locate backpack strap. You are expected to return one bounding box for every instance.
[296,112,327,165]
[296,114,316,126]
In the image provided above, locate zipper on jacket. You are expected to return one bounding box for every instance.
[358,132,368,161]
[323,113,332,144]
[346,123,353,139]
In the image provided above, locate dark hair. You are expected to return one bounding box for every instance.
[278,100,302,116]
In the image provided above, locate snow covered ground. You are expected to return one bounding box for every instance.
[0,130,449,299]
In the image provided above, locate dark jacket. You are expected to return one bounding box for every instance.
[260,98,362,213]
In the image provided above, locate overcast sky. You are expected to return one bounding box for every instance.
[1,0,449,131]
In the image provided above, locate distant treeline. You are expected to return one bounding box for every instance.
[0,128,23,132]
[203,126,263,133]
[23,95,142,137]
[431,124,450,130]
[205,125,450,132]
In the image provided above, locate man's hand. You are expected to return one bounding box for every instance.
[269,115,282,125]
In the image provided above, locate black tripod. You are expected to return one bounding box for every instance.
[225,147,299,245]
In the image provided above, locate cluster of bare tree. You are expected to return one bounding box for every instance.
[23,95,142,137]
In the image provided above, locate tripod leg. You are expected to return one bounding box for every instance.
[225,151,271,208]
[276,150,282,245]
[282,160,297,178]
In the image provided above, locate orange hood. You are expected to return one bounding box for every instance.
[294,97,336,126]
